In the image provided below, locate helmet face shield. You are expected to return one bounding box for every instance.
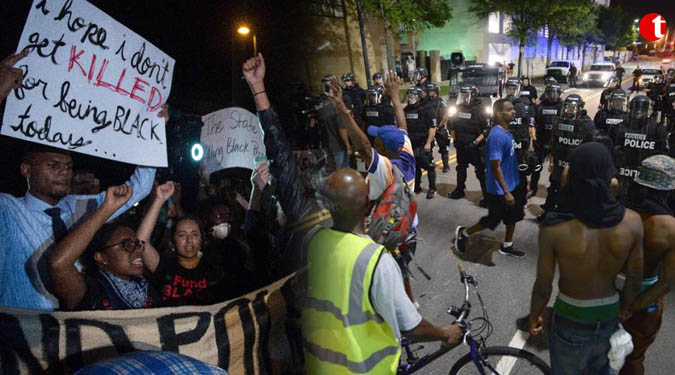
[629,98,649,120]
[505,83,520,98]
[407,89,420,105]
[457,89,472,105]
[609,96,626,112]
[367,89,383,105]
[563,101,579,119]
[545,86,561,102]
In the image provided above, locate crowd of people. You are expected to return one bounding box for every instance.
[2,42,675,375]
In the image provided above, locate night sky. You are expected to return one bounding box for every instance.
[612,0,675,27]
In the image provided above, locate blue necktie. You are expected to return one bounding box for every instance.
[44,207,67,243]
[39,207,68,297]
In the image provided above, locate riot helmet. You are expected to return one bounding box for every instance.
[367,85,384,105]
[457,85,478,105]
[341,72,355,87]
[608,90,627,112]
[562,94,584,120]
[628,95,650,130]
[414,67,428,84]
[544,76,558,88]
[544,84,562,102]
[504,78,521,99]
[407,87,423,105]
[321,74,333,93]
[372,72,384,86]
[425,83,440,98]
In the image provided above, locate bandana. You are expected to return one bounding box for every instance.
[97,271,149,309]
[541,142,625,228]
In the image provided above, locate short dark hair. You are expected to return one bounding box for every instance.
[170,215,207,242]
[82,222,131,274]
[21,143,70,163]
[493,98,509,115]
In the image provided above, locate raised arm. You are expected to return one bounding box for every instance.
[326,77,373,166]
[93,166,156,221]
[137,182,174,273]
[529,226,557,336]
[0,49,28,103]
[49,185,132,310]
[384,71,407,132]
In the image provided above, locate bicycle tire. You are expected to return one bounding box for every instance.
[448,346,550,375]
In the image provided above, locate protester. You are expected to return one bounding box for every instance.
[530,142,644,374]
[619,155,675,375]
[454,99,527,258]
[315,75,352,171]
[302,168,461,374]
[48,185,160,311]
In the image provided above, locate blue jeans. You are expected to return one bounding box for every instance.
[548,312,619,375]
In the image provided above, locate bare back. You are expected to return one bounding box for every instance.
[641,213,675,277]
[547,209,642,300]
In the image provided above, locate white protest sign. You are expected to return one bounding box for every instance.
[201,107,266,175]
[1,0,175,167]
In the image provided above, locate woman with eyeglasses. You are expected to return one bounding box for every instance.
[138,181,225,306]
[49,185,160,311]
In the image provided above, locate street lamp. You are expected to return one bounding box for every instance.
[237,24,257,55]
[634,18,639,23]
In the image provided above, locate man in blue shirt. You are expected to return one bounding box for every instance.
[453,99,527,258]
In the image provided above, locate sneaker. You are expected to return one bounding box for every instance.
[478,198,488,208]
[442,166,449,173]
[498,244,525,258]
[454,226,468,255]
[449,189,465,199]
[414,186,422,194]
[426,189,436,199]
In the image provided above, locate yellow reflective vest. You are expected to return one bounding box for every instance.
[302,228,401,374]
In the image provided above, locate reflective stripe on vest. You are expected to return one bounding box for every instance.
[303,230,400,374]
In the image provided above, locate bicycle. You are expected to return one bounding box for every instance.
[397,265,551,374]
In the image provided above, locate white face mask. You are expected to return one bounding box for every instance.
[210,223,231,240]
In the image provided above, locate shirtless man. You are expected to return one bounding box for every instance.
[619,155,675,375]
[529,142,644,375]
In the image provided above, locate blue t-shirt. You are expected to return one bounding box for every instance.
[485,126,519,195]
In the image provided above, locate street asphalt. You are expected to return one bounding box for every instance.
[402,57,675,374]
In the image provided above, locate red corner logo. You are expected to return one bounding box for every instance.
[639,13,667,42]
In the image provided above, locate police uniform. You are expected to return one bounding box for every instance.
[405,101,438,193]
[508,97,535,202]
[343,84,367,125]
[425,96,450,171]
[543,113,596,212]
[594,108,629,134]
[363,102,395,128]
[519,85,538,104]
[450,98,488,196]
[613,118,669,213]
[531,99,563,193]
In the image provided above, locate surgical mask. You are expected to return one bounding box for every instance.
[210,223,231,240]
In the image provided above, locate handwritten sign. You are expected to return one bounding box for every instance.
[1,0,175,167]
[201,107,266,175]
[0,273,303,375]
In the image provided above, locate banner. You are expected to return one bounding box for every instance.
[1,0,174,167]
[201,108,266,176]
[0,273,303,375]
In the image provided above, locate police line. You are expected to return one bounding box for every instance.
[0,273,301,375]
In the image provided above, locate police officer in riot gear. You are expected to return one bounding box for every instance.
[425,83,451,172]
[519,76,538,104]
[647,74,667,124]
[371,72,391,105]
[594,89,629,136]
[341,72,367,124]
[599,79,621,112]
[612,95,668,209]
[363,85,395,131]
[405,87,438,199]
[448,85,488,206]
[530,83,563,197]
[540,94,596,217]
[538,77,558,101]
[504,78,536,203]
[414,67,429,101]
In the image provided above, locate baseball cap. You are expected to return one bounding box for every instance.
[634,155,675,191]
[367,125,405,153]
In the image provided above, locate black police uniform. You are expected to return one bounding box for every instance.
[508,97,535,202]
[519,85,538,104]
[531,99,563,193]
[593,108,629,134]
[363,102,395,128]
[425,96,450,171]
[343,84,367,125]
[647,81,667,124]
[599,86,621,111]
[543,112,596,212]
[613,118,669,214]
[405,102,438,193]
[451,98,488,196]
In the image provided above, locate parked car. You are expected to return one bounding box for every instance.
[581,62,617,88]
[545,60,578,83]
[639,68,663,87]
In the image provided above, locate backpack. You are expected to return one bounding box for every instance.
[366,164,418,250]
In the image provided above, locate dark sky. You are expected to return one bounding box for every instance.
[612,0,675,28]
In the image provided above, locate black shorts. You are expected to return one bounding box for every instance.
[479,184,526,229]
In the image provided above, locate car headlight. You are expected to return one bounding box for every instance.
[583,73,589,80]
[484,105,492,115]
[448,106,457,117]
[639,78,642,83]
[602,72,611,79]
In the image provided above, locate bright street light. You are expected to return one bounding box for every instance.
[633,18,639,23]
[237,25,250,35]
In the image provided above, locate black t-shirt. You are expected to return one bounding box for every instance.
[73,274,159,311]
[150,256,225,306]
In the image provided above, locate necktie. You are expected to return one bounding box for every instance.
[44,207,67,243]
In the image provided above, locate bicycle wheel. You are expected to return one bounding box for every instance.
[448,346,550,375]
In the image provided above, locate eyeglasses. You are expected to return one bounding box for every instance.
[100,239,145,253]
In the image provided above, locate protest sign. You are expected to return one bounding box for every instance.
[201,107,266,176]
[1,0,174,167]
[0,273,303,375]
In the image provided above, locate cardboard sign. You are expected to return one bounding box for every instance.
[0,273,302,375]
[201,107,266,176]
[1,0,175,167]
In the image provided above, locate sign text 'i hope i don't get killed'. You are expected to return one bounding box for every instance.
[1,0,175,167]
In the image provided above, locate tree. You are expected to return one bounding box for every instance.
[597,6,634,54]
[359,0,452,73]
[542,0,596,66]
[551,1,598,68]
[468,0,546,77]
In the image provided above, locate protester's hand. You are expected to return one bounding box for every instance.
[101,185,133,213]
[504,192,515,207]
[424,143,431,152]
[158,103,170,121]
[441,324,463,347]
[155,181,175,203]
[529,316,544,336]
[0,49,29,102]
[383,70,402,101]
[242,53,266,92]
[326,76,349,114]
[251,161,272,191]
